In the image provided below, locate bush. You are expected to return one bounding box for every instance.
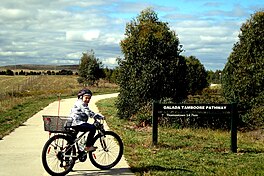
[117,8,188,119]
[185,56,209,95]
[242,106,264,129]
[184,88,227,104]
[132,102,152,127]
[222,11,264,129]
[78,51,104,86]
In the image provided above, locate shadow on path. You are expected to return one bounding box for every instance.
[69,167,133,176]
[131,165,194,175]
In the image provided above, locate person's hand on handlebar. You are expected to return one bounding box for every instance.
[93,113,105,120]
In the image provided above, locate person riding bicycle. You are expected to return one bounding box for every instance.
[70,88,104,152]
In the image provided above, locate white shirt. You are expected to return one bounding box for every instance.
[70,99,95,126]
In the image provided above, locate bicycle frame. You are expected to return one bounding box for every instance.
[62,131,86,158]
[62,120,105,158]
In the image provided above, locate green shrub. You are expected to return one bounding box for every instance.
[117,8,188,119]
[133,103,152,127]
[242,105,264,130]
[222,11,264,129]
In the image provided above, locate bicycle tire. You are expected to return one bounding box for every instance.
[89,131,124,170]
[42,134,76,176]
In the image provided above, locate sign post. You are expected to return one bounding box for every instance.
[230,103,238,153]
[152,102,158,145]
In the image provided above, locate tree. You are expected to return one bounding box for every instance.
[57,69,73,75]
[6,69,14,76]
[222,11,264,128]
[103,67,118,83]
[103,67,112,82]
[207,70,222,84]
[185,56,208,95]
[116,8,188,119]
[110,68,119,83]
[47,70,52,75]
[19,70,25,75]
[78,50,104,86]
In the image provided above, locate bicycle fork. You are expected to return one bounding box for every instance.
[99,133,109,152]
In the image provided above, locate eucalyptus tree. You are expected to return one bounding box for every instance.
[222,11,264,128]
[78,50,104,86]
[117,8,188,119]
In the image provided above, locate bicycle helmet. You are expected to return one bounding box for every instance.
[77,88,92,99]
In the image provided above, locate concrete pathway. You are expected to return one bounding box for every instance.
[0,93,134,176]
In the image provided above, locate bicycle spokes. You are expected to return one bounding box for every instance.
[42,135,76,175]
[89,131,123,170]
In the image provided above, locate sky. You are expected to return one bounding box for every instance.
[0,0,263,71]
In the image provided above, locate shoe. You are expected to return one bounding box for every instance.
[63,165,73,171]
[63,161,70,170]
[63,165,69,170]
[84,146,97,152]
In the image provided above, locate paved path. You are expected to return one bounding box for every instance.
[0,93,134,176]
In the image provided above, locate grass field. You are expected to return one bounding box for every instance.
[0,75,80,112]
[0,75,119,139]
[0,75,30,94]
[0,75,118,111]
[97,97,264,176]
[0,75,80,94]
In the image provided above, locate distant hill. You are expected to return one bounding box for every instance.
[0,64,79,71]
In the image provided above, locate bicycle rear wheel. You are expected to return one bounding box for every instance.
[89,131,124,170]
[42,134,76,176]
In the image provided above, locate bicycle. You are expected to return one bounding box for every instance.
[42,114,124,176]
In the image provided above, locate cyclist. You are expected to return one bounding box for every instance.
[70,88,103,152]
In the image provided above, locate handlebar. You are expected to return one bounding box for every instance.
[93,113,105,120]
[93,113,105,131]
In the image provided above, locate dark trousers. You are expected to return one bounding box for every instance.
[76,123,96,147]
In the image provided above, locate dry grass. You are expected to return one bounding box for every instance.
[0,75,30,94]
[0,75,119,138]
[0,75,118,112]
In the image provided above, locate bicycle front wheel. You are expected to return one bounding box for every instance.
[42,134,76,176]
[89,131,124,170]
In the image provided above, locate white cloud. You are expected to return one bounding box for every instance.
[0,51,37,57]
[199,35,234,43]
[102,33,124,44]
[83,30,100,41]
[102,57,118,68]
[104,57,117,65]
[65,52,82,59]
[51,59,77,65]
[0,0,262,71]
[0,8,31,20]
[66,30,100,41]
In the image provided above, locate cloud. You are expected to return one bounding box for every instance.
[66,30,100,41]
[0,0,262,71]
[204,5,248,18]
[165,4,250,71]
[102,57,118,67]
[0,51,32,57]
[0,8,32,20]
[203,2,222,8]
[101,33,124,44]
